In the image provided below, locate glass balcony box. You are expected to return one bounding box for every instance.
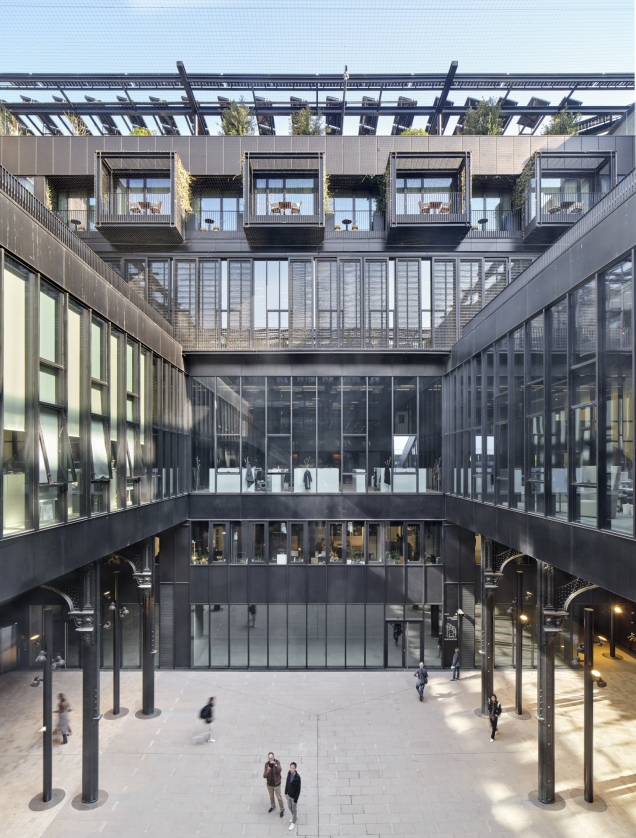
[94,151,187,244]
[242,151,325,245]
[522,151,616,245]
[386,151,471,245]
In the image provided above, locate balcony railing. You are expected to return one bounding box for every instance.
[395,192,467,223]
[327,211,385,238]
[467,209,522,238]
[193,210,242,232]
[99,192,172,223]
[537,192,603,223]
[56,208,95,233]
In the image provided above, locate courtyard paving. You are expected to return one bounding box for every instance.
[0,656,635,837]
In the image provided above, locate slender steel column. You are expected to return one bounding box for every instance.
[112,571,121,715]
[537,561,556,805]
[515,570,524,716]
[42,607,53,803]
[480,538,496,715]
[584,607,594,803]
[610,605,616,658]
[142,586,155,715]
[81,562,101,805]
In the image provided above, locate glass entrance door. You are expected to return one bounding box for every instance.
[386,621,423,667]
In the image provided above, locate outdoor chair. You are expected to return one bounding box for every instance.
[291,202,302,214]
[269,202,281,214]
[150,201,162,214]
[569,202,583,214]
[439,202,450,214]
[418,201,431,214]
[129,202,141,214]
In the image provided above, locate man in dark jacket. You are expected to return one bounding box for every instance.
[488,694,502,741]
[200,696,215,742]
[413,662,428,701]
[284,762,302,831]
[450,647,461,680]
[263,752,285,817]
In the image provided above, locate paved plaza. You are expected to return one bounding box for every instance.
[1,657,635,838]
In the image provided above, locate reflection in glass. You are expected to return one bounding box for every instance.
[288,604,307,667]
[269,604,287,667]
[424,522,442,564]
[406,524,420,562]
[327,604,345,666]
[248,604,267,666]
[394,377,418,493]
[328,522,343,561]
[211,523,225,562]
[229,604,248,667]
[269,522,288,564]
[368,377,391,493]
[307,603,326,666]
[346,604,365,666]
[242,377,265,493]
[346,521,364,564]
[191,521,210,564]
[230,522,246,563]
[368,523,381,563]
[210,605,228,667]
[549,301,568,518]
[511,328,525,509]
[291,523,304,562]
[252,523,265,562]
[292,377,316,492]
[419,378,442,492]
[385,522,404,564]
[365,604,384,666]
[317,377,341,491]
[308,521,326,563]
[526,315,545,513]
[192,604,210,667]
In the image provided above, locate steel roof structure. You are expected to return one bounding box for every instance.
[1,62,633,137]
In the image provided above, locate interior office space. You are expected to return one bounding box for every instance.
[0,69,634,680]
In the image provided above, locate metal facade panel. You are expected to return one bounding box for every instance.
[173,582,191,666]
[346,567,366,602]
[288,566,307,602]
[307,566,327,602]
[386,566,404,602]
[406,566,424,603]
[210,565,228,603]
[366,566,385,602]
[460,582,475,667]
[267,566,287,602]
[426,565,444,603]
[159,584,174,667]
[190,566,209,603]
[327,565,346,602]
[229,566,248,602]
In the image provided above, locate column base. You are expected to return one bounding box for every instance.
[507,710,532,720]
[29,789,65,811]
[104,707,129,720]
[527,791,566,810]
[72,790,108,810]
[568,789,608,811]
[135,708,161,719]
[602,652,623,660]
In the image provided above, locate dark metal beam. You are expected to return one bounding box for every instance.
[427,60,458,134]
[176,60,208,135]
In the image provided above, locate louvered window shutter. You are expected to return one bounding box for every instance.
[148,260,171,323]
[289,260,314,348]
[433,259,457,349]
[484,259,507,305]
[339,260,362,348]
[316,260,338,347]
[459,259,482,337]
[228,260,252,349]
[396,259,420,348]
[199,260,221,349]
[364,260,388,349]
[173,260,196,348]
[510,258,532,282]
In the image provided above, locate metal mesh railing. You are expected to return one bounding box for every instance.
[0,164,174,335]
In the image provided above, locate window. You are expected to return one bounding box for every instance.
[109,330,124,511]
[67,303,85,520]
[253,261,289,349]
[526,315,545,514]
[192,190,242,231]
[471,189,513,232]
[332,190,376,231]
[114,176,170,216]
[254,176,315,216]
[396,176,456,215]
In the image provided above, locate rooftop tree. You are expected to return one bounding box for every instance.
[291,106,324,136]
[461,98,503,135]
[542,107,580,135]
[220,99,256,136]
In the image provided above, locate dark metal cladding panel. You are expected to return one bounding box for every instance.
[210,566,228,603]
[267,566,287,603]
[386,566,405,602]
[307,566,327,602]
[229,565,248,603]
[173,583,191,667]
[366,566,385,602]
[159,584,174,668]
[190,566,209,603]
[249,565,267,602]
[426,565,444,603]
[288,566,307,603]
[327,565,346,602]
[346,566,366,603]
[406,566,424,604]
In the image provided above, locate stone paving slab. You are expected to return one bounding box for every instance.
[0,658,634,837]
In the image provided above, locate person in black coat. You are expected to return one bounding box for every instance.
[284,762,301,830]
[487,694,502,741]
[450,647,461,680]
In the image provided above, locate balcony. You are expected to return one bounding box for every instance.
[466,208,522,239]
[95,151,187,245]
[522,151,616,245]
[386,151,471,245]
[56,208,96,234]
[242,151,325,245]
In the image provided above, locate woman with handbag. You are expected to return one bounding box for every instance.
[487,693,502,742]
[55,693,72,745]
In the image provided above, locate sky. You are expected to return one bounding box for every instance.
[0,0,633,136]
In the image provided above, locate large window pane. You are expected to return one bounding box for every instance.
[365,604,384,666]
[192,605,210,667]
[317,377,341,492]
[308,521,326,564]
[511,328,525,510]
[292,377,316,492]
[291,523,304,563]
[346,521,364,564]
[327,604,345,666]
[527,316,545,513]
[394,378,417,493]
[252,523,265,563]
[307,603,326,666]
[549,301,568,519]
[385,522,404,564]
[268,604,287,667]
[3,258,32,535]
[67,305,84,520]
[269,521,288,564]
[210,605,228,667]
[419,377,442,493]
[328,522,343,562]
[603,259,633,534]
[288,604,307,667]
[191,521,210,564]
[248,604,267,666]
[368,523,382,563]
[242,377,265,492]
[210,523,225,562]
[229,604,248,667]
[346,604,365,667]
[368,377,392,493]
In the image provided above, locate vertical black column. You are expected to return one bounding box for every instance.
[515,570,524,716]
[584,607,594,803]
[141,539,157,717]
[81,561,101,806]
[42,607,53,803]
[537,561,556,804]
[480,538,496,715]
[112,571,121,715]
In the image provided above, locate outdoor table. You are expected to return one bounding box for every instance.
[341,218,352,230]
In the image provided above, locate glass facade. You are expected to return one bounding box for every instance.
[1,251,188,537]
[445,252,635,536]
[191,520,442,566]
[189,375,441,494]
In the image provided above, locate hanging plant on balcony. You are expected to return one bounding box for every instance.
[512,153,538,211]
[324,172,333,214]
[175,156,193,213]
[45,180,56,212]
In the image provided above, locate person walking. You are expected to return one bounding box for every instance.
[263,752,285,818]
[55,693,72,744]
[413,661,428,701]
[393,622,403,646]
[437,633,443,658]
[450,647,461,680]
[488,693,502,742]
[199,696,215,742]
[284,761,301,831]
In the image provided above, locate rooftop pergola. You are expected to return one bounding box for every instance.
[0,61,633,138]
